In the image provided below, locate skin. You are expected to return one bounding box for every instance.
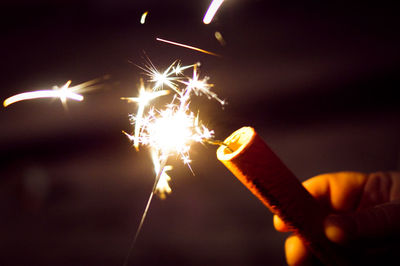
[273,171,400,265]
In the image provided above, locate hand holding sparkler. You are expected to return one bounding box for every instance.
[217,127,353,265]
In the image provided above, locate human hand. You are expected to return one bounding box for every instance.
[273,171,400,265]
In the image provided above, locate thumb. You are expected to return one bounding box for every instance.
[324,200,400,245]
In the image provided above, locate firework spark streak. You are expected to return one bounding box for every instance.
[3,81,82,107]
[122,60,225,264]
[156,38,221,57]
[203,0,225,24]
[3,78,105,108]
[140,11,148,24]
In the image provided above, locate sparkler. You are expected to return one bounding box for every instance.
[122,59,225,264]
[124,60,223,195]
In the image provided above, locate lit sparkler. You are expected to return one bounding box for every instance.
[122,60,224,264]
[124,60,222,192]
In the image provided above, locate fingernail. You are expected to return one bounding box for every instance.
[324,214,354,244]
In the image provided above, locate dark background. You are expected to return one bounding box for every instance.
[0,0,399,265]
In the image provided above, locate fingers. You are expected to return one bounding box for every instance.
[275,172,400,265]
[273,214,289,232]
[303,172,368,212]
[358,172,400,209]
[323,172,400,245]
[285,235,314,266]
[325,200,400,245]
[273,171,368,232]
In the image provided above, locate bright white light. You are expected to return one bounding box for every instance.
[203,0,225,24]
[124,60,223,197]
[3,81,84,107]
[152,150,173,199]
[140,11,148,24]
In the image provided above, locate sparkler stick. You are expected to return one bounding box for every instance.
[217,127,353,265]
[156,38,221,57]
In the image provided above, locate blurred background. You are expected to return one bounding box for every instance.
[0,0,399,265]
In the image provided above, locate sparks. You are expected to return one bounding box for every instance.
[203,0,225,24]
[152,149,173,199]
[134,104,214,165]
[137,59,181,93]
[180,63,226,106]
[123,60,224,197]
[122,60,225,263]
[156,38,221,57]
[121,79,169,150]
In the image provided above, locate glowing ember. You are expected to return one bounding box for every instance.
[215,31,226,46]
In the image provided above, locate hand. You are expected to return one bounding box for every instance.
[273,171,400,265]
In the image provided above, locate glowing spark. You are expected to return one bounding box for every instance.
[156,38,221,57]
[140,11,148,24]
[3,80,84,107]
[180,64,226,106]
[172,61,197,76]
[203,0,225,24]
[121,79,169,150]
[138,60,181,92]
[215,31,226,46]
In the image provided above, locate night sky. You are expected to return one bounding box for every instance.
[0,1,399,265]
